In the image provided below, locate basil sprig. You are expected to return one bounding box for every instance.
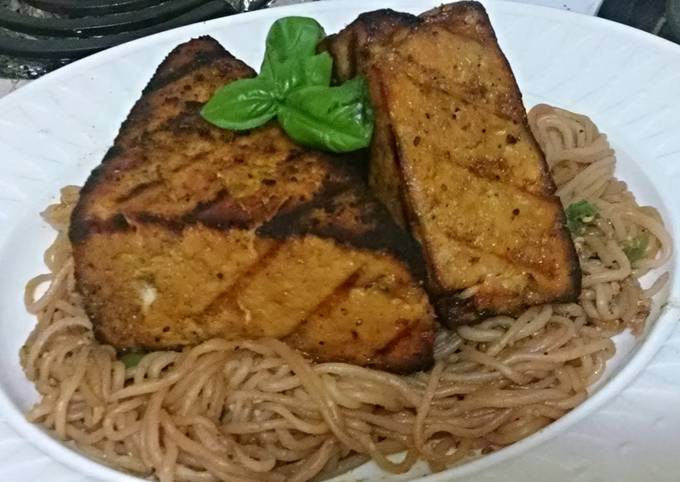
[200,16,373,153]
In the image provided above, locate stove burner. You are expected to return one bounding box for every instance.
[598,0,679,43]
[0,0,271,78]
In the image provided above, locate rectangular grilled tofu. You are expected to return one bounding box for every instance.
[70,37,434,373]
[323,2,580,326]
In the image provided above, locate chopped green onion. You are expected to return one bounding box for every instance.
[120,351,146,369]
[621,233,649,263]
[565,200,598,234]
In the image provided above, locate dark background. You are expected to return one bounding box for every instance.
[1,0,679,80]
[599,0,680,42]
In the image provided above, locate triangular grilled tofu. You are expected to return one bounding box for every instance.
[322,2,580,326]
[70,37,433,373]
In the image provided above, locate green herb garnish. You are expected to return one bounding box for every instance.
[278,77,373,152]
[565,200,598,234]
[121,351,146,369]
[200,16,374,153]
[259,16,332,92]
[621,233,649,263]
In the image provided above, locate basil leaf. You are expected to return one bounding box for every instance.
[264,52,332,96]
[200,77,278,130]
[565,200,598,234]
[260,16,326,79]
[277,77,373,153]
[265,58,303,94]
[303,52,332,87]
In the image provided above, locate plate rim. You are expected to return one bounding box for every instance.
[0,1,679,481]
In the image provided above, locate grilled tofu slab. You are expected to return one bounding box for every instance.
[323,2,580,326]
[70,37,433,373]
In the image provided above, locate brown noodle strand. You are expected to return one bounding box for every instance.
[20,105,671,481]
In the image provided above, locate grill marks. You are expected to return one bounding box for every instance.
[87,120,429,274]
[300,270,363,325]
[282,255,433,370]
[381,37,552,198]
[200,238,369,340]
[258,184,428,281]
[115,180,162,203]
[76,108,329,237]
[201,241,282,321]
[378,45,567,282]
[73,40,260,229]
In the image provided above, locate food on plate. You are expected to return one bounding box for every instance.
[69,36,433,372]
[19,3,671,482]
[322,2,581,326]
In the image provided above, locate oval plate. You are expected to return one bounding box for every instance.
[0,1,679,481]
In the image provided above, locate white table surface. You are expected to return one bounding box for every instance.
[7,2,680,482]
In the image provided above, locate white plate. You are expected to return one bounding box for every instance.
[0,1,679,481]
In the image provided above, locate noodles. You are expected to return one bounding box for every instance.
[20,105,671,482]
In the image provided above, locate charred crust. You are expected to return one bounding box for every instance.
[256,186,345,238]
[347,31,358,80]
[115,180,162,203]
[421,1,488,22]
[69,214,122,244]
[184,191,254,230]
[321,9,420,83]
[309,209,427,281]
[78,163,106,197]
[101,144,122,164]
[353,9,420,38]
[68,210,91,244]
[71,210,190,244]
[129,212,183,232]
[111,213,129,230]
[373,320,434,373]
[257,176,427,282]
[142,37,243,94]
[435,295,494,328]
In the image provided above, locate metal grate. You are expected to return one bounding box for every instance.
[0,0,271,78]
[598,0,680,43]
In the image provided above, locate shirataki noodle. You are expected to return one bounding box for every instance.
[21,105,671,482]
